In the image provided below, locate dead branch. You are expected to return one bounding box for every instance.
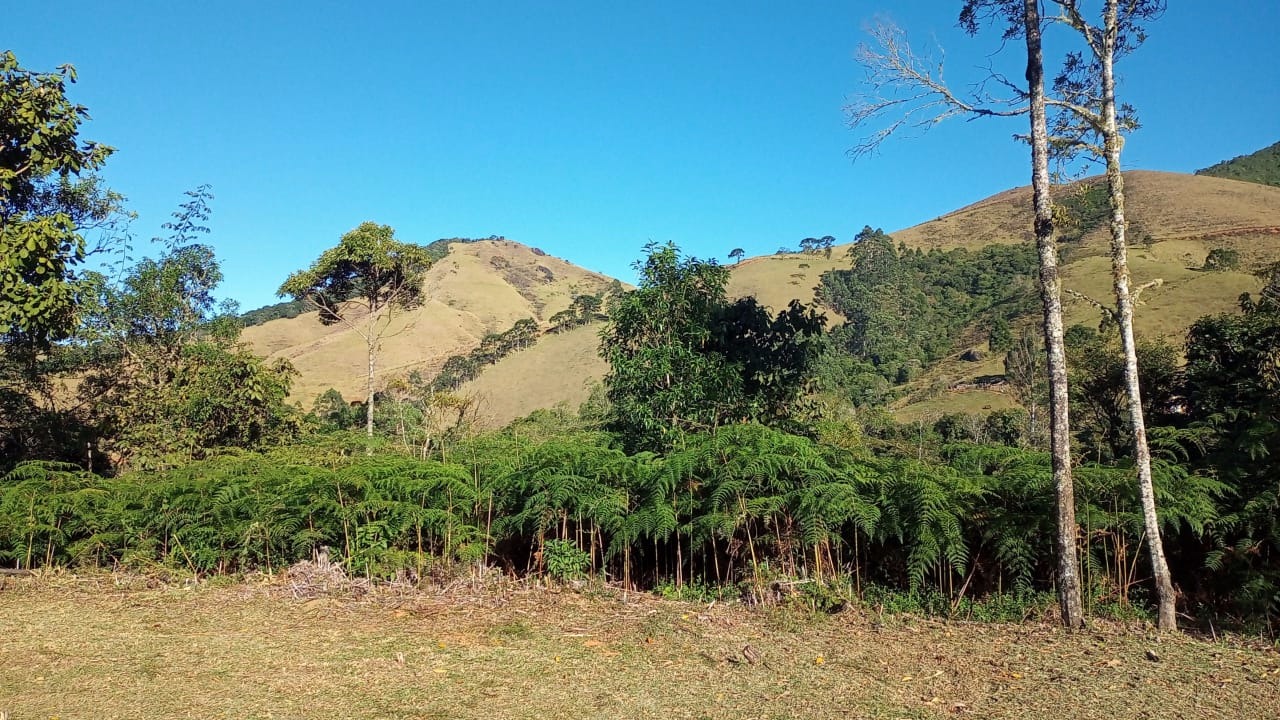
[845,20,1027,160]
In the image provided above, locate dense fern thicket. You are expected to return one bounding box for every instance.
[817,227,1039,395]
[0,424,1232,615]
[1196,140,1280,188]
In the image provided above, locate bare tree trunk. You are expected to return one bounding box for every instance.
[366,310,376,438]
[1025,0,1084,630]
[1098,0,1176,630]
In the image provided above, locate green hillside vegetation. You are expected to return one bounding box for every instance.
[1196,139,1280,187]
[817,227,1039,404]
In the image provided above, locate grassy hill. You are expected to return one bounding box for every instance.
[246,171,1280,427]
[242,239,618,406]
[1196,139,1280,188]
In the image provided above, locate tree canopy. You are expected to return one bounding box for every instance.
[602,242,826,451]
[0,51,117,343]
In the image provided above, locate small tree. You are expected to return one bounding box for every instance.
[602,242,826,452]
[728,247,745,264]
[79,188,298,469]
[988,317,1015,353]
[279,222,432,437]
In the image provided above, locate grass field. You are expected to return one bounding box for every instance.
[3,574,1277,719]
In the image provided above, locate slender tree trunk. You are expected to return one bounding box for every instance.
[1098,0,1176,630]
[1025,0,1085,630]
[366,308,376,438]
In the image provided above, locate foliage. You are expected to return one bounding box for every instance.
[1195,139,1280,188]
[549,294,604,332]
[238,298,310,327]
[602,242,826,451]
[0,51,119,344]
[1182,282,1280,621]
[819,227,1038,392]
[987,317,1014,353]
[73,188,300,470]
[0,418,1243,626]
[1202,247,1241,272]
[279,222,434,434]
[544,538,591,581]
[429,317,541,392]
[799,235,836,258]
[1064,323,1180,463]
[1054,180,1110,243]
[278,222,433,326]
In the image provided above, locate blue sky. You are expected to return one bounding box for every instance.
[9,1,1278,310]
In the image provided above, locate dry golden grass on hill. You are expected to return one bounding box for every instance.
[3,575,1277,720]
[726,252,848,321]
[243,172,1280,425]
[243,240,617,404]
[457,322,609,428]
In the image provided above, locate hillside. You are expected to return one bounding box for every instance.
[1196,139,1280,188]
[889,171,1280,418]
[457,322,609,426]
[242,239,618,405]
[246,171,1280,427]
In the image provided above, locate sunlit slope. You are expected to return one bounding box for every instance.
[243,240,618,404]
[886,170,1280,254]
[726,252,848,322]
[886,171,1280,420]
[246,171,1280,426]
[456,322,609,428]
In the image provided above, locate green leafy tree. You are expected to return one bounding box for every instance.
[279,223,433,436]
[0,51,116,343]
[728,247,745,264]
[602,243,826,452]
[988,318,1014,353]
[77,188,298,469]
[1184,278,1280,620]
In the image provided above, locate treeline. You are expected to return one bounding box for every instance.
[817,227,1039,402]
[428,291,607,393]
[1195,139,1280,188]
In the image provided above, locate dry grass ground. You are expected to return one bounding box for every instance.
[2,575,1277,720]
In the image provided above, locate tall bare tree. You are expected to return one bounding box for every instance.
[847,2,1086,628]
[1043,0,1176,630]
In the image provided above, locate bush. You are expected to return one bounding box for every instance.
[1203,247,1240,271]
[544,539,590,582]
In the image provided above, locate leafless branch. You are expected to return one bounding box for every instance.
[1132,278,1163,304]
[845,20,1028,160]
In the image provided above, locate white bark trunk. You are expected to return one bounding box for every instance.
[1099,0,1177,630]
[1025,0,1084,630]
[366,307,376,438]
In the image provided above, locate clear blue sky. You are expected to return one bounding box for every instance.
[9,1,1278,311]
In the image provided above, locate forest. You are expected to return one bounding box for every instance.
[3,1,1280,643]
